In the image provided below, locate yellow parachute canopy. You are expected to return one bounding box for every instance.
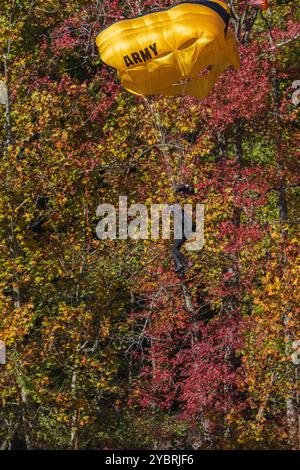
[96,0,240,99]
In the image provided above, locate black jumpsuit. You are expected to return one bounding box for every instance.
[172,215,196,272]
[171,184,196,274]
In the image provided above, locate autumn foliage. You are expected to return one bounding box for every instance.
[0,0,299,450]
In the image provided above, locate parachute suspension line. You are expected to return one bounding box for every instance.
[153,98,176,190]
[144,78,191,191]
[177,76,190,185]
[142,95,176,191]
[142,74,192,191]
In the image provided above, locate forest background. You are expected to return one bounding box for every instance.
[0,0,299,450]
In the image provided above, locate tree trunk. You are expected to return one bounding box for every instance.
[70,368,79,450]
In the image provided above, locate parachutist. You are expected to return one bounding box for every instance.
[96,1,236,278]
[171,183,196,277]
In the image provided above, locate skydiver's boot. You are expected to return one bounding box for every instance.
[173,240,184,271]
[174,260,184,273]
[173,251,190,277]
[179,261,193,278]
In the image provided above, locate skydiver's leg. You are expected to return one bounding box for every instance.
[171,220,197,273]
[172,237,189,272]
